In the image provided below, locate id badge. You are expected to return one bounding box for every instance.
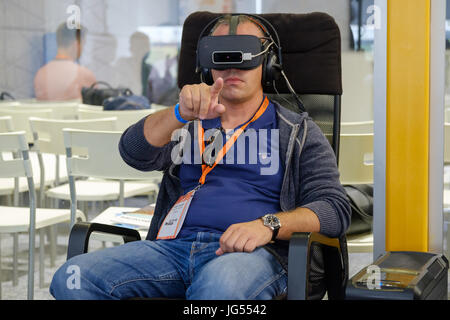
[156,188,197,239]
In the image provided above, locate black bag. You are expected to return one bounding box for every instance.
[103,94,150,111]
[81,81,132,106]
[0,92,15,100]
[344,184,373,235]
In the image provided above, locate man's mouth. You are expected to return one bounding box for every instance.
[224,76,243,85]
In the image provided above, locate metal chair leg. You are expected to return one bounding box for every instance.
[49,225,56,268]
[39,229,45,289]
[13,233,18,286]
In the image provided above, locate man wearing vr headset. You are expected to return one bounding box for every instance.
[50,14,350,300]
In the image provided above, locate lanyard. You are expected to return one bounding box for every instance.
[197,96,269,185]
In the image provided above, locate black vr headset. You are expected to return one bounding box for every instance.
[195,14,282,87]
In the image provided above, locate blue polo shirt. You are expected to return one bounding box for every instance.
[177,99,284,238]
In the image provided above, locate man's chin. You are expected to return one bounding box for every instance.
[220,93,248,105]
[220,87,248,100]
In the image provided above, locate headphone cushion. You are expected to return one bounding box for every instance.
[262,51,280,86]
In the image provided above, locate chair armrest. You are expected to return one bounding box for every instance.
[66,222,141,260]
[288,232,343,300]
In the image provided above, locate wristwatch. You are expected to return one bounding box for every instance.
[261,214,281,241]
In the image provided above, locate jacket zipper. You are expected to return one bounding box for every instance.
[280,122,301,212]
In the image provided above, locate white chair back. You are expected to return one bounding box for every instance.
[0,108,53,142]
[0,116,13,132]
[0,131,32,179]
[444,123,450,163]
[78,108,154,131]
[29,117,117,155]
[63,128,155,180]
[340,121,373,134]
[338,133,373,185]
[77,104,103,111]
[0,101,20,108]
[445,109,450,123]
[15,102,79,120]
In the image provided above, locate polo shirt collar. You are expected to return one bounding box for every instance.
[201,96,276,131]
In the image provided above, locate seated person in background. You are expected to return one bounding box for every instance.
[146,53,178,106]
[50,14,350,300]
[34,23,96,101]
[115,31,150,96]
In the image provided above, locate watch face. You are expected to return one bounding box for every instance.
[264,214,280,228]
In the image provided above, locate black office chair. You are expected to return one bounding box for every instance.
[66,11,348,300]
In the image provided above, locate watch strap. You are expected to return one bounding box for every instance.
[271,225,280,241]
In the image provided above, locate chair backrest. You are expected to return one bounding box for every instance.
[338,133,373,185]
[341,121,373,134]
[0,101,20,108]
[0,115,14,132]
[0,131,33,179]
[78,108,156,131]
[15,102,80,120]
[29,117,117,155]
[63,128,158,180]
[0,108,53,143]
[78,103,103,112]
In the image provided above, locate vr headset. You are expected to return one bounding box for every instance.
[197,34,266,70]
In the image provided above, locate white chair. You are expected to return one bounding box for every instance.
[63,128,160,233]
[78,108,156,131]
[0,131,85,299]
[0,116,63,288]
[0,115,68,205]
[0,108,53,143]
[29,117,118,207]
[340,120,373,134]
[339,133,374,253]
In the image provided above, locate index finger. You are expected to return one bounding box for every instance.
[210,77,224,98]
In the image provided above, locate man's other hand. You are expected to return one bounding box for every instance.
[215,219,273,256]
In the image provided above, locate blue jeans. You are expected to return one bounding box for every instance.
[50,232,287,300]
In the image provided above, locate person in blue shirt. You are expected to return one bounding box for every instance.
[50,14,350,300]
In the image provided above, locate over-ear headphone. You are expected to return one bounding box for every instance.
[196,13,282,88]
